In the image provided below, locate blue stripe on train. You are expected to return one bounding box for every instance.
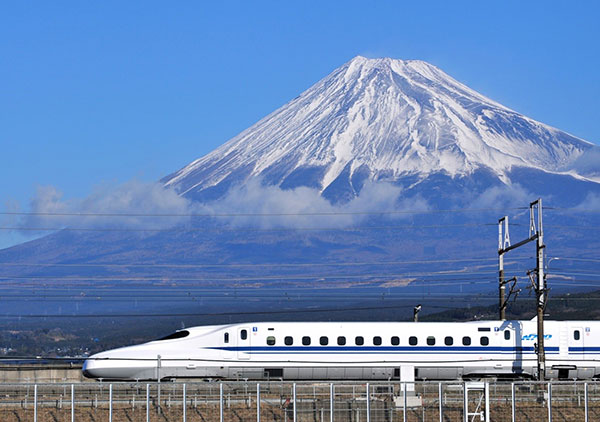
[210,346,560,354]
[569,347,600,352]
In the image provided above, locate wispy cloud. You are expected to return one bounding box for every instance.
[199,179,429,228]
[574,192,600,210]
[10,178,431,235]
[567,146,600,178]
[470,183,533,209]
[21,180,192,231]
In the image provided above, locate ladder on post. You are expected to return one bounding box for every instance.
[463,382,490,422]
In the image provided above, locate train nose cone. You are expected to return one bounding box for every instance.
[82,351,125,379]
[82,350,157,380]
[82,366,96,378]
[82,354,105,379]
[82,361,96,378]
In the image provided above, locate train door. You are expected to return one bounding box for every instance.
[237,327,251,360]
[571,326,584,360]
[558,324,568,358]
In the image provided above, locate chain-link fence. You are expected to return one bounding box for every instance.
[0,380,599,421]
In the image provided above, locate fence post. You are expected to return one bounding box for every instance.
[585,382,589,422]
[219,382,224,422]
[34,384,37,422]
[157,355,162,414]
[108,384,112,422]
[71,384,75,422]
[183,383,187,422]
[257,383,261,422]
[484,382,490,422]
[293,383,297,422]
[403,382,407,422]
[146,384,150,422]
[547,382,552,422]
[366,383,371,422]
[330,383,334,422]
[463,382,467,422]
[438,382,443,422]
[511,382,515,422]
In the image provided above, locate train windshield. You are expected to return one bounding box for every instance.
[156,330,190,341]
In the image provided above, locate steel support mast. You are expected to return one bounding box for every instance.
[498,198,546,380]
[498,216,510,320]
[533,199,545,381]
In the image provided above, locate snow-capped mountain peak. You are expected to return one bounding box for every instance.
[163,56,596,201]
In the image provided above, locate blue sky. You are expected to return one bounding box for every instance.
[1,1,599,248]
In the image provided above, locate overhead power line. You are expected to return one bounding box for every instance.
[0,223,499,233]
[0,302,496,319]
[0,207,529,218]
[4,206,600,218]
[0,256,533,269]
[547,207,600,214]
[0,269,505,282]
[1,293,598,320]
[2,222,600,234]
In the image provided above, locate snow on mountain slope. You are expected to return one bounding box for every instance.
[163,56,596,201]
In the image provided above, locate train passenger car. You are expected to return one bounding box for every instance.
[82,320,600,381]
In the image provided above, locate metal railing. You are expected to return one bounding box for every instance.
[1,380,599,421]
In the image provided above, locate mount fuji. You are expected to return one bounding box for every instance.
[163,56,600,204]
[1,57,600,324]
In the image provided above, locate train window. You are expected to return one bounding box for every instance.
[302,336,311,346]
[224,332,229,343]
[373,336,382,346]
[480,336,489,346]
[267,336,276,346]
[337,336,346,346]
[504,330,511,340]
[427,336,436,346]
[391,336,400,346]
[574,330,581,341]
[445,336,453,346]
[409,336,418,346]
[284,336,293,346]
[157,330,190,341]
[240,330,247,340]
[355,336,364,346]
[320,336,329,346]
[462,336,471,346]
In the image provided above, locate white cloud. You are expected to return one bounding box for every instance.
[471,183,533,209]
[9,178,431,238]
[568,146,600,177]
[574,192,600,210]
[22,180,192,231]
[200,179,429,228]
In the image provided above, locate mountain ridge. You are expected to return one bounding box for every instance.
[162,56,597,202]
[2,58,600,356]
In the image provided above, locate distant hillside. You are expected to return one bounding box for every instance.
[422,289,600,321]
[2,289,599,357]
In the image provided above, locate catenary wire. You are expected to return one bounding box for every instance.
[0,294,596,320]
[0,207,530,218]
[0,256,534,269]
[0,223,501,232]
[3,222,599,233]
[0,302,506,319]
[3,205,600,218]
[1,267,587,282]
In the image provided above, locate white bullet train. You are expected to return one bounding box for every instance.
[83,320,600,381]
